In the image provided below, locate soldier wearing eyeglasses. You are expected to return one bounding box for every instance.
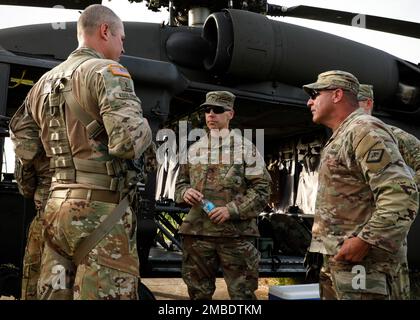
[303,70,418,299]
[175,91,271,300]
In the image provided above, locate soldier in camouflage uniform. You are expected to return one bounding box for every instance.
[303,70,418,299]
[9,4,152,300]
[358,84,420,186]
[10,105,52,300]
[357,84,420,299]
[175,91,271,300]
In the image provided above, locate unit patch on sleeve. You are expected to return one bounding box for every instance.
[108,64,131,78]
[119,78,133,92]
[366,149,385,163]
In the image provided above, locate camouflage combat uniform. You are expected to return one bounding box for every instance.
[388,125,420,187]
[358,84,420,186]
[389,125,420,299]
[11,47,152,300]
[10,106,52,300]
[309,108,418,300]
[175,130,271,300]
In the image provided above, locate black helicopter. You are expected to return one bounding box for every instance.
[1,0,420,298]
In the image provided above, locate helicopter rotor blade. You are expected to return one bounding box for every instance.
[0,0,100,10]
[267,4,420,39]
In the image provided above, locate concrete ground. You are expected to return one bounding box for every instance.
[142,277,273,300]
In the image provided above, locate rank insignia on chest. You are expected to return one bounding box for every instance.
[366,149,384,163]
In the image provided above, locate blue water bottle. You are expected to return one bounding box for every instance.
[201,199,215,214]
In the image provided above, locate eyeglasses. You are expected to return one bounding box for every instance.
[204,106,228,114]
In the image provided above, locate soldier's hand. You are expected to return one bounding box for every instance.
[183,188,203,206]
[333,237,371,263]
[208,207,230,224]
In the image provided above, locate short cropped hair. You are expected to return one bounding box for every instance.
[343,90,358,105]
[77,4,122,36]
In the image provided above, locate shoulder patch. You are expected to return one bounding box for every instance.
[366,149,384,163]
[119,78,133,92]
[108,64,131,78]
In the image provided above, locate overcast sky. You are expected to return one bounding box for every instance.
[0,0,419,63]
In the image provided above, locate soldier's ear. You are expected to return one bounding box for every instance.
[367,99,374,112]
[227,110,234,120]
[332,88,344,103]
[99,23,110,40]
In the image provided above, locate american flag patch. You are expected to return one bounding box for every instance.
[108,64,131,78]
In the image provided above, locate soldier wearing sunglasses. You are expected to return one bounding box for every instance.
[303,70,418,300]
[175,91,271,300]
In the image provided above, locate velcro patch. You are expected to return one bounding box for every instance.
[114,92,138,101]
[366,149,384,163]
[108,64,131,78]
[119,78,133,92]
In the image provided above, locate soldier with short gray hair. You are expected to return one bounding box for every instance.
[10,4,152,300]
[303,70,418,299]
[175,91,271,300]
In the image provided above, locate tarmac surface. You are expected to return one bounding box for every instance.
[142,277,272,300]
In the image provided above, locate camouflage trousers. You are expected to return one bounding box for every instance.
[319,254,410,300]
[37,196,140,300]
[181,235,260,300]
[21,214,44,300]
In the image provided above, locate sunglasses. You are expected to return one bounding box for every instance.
[308,88,339,100]
[204,106,229,114]
[308,90,321,100]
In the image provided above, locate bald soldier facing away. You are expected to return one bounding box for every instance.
[303,70,418,299]
[9,4,152,299]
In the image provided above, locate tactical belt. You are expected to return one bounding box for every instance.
[50,189,120,204]
[44,193,131,267]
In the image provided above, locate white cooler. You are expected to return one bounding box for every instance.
[268,283,320,300]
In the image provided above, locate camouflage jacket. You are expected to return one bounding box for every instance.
[309,108,418,258]
[13,47,152,191]
[175,130,272,237]
[389,125,420,188]
[10,104,52,211]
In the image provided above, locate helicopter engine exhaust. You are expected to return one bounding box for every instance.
[202,9,403,103]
